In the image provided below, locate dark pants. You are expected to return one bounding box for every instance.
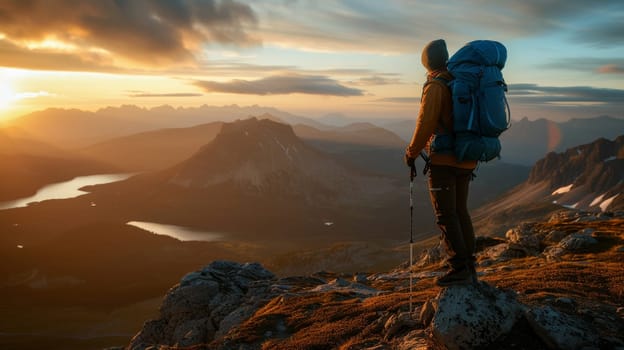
[428,165,475,270]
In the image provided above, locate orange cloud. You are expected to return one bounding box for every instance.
[597,64,624,74]
[0,0,258,67]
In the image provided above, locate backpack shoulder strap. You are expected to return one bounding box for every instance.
[424,76,452,92]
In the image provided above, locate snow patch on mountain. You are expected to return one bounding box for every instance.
[590,193,606,207]
[552,184,573,195]
[600,194,619,212]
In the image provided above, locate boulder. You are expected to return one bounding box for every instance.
[505,225,541,253]
[526,306,599,350]
[543,230,598,260]
[543,230,569,245]
[310,277,380,297]
[415,244,444,267]
[480,242,527,262]
[127,261,276,350]
[427,282,524,350]
[559,230,597,250]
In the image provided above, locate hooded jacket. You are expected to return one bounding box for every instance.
[406,71,477,170]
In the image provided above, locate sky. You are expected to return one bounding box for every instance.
[0,0,623,123]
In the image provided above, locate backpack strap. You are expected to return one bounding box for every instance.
[424,75,453,134]
[432,76,451,86]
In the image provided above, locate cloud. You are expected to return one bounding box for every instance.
[540,57,624,74]
[249,1,624,54]
[597,64,624,74]
[508,83,624,104]
[0,0,257,66]
[14,90,55,100]
[193,74,364,96]
[127,91,203,98]
[0,38,122,73]
[351,75,403,86]
[573,16,624,47]
[375,97,419,103]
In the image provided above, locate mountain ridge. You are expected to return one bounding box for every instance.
[474,135,624,235]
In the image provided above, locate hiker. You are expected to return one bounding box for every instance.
[404,39,478,286]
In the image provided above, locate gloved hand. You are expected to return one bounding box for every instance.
[404,153,415,168]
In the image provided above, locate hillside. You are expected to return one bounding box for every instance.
[81,122,223,171]
[474,135,624,235]
[122,210,624,350]
[0,130,116,201]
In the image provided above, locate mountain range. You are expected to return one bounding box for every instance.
[3,105,324,149]
[474,135,624,235]
[7,104,622,167]
[383,115,624,166]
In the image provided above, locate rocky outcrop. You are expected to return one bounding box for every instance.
[125,213,624,350]
[526,306,599,350]
[426,282,524,350]
[127,261,277,350]
[477,212,620,265]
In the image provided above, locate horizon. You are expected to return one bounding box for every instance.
[3,102,624,127]
[0,1,623,123]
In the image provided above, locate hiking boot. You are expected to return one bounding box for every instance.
[435,267,473,286]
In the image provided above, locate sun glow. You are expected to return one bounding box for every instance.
[0,82,15,109]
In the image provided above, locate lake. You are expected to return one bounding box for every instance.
[126,221,225,242]
[0,173,133,210]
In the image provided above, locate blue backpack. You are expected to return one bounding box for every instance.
[431,40,511,162]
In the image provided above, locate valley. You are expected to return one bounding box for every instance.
[0,109,621,350]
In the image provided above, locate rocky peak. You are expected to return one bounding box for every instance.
[524,135,624,211]
[170,118,322,190]
[528,135,623,187]
[167,118,386,204]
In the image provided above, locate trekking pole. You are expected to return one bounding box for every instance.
[409,162,416,316]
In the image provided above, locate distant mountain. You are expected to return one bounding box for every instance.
[4,108,150,149]
[474,135,624,235]
[0,128,65,157]
[293,122,406,177]
[4,105,324,149]
[169,118,392,205]
[317,112,360,127]
[294,122,405,149]
[82,122,223,171]
[382,116,624,167]
[380,119,415,142]
[0,130,114,201]
[500,116,624,165]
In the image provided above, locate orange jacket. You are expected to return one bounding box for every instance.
[406,71,477,170]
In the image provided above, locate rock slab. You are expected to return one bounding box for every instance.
[127,261,276,350]
[428,282,524,350]
[526,305,599,350]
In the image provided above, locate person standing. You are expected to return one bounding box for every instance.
[404,39,478,286]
